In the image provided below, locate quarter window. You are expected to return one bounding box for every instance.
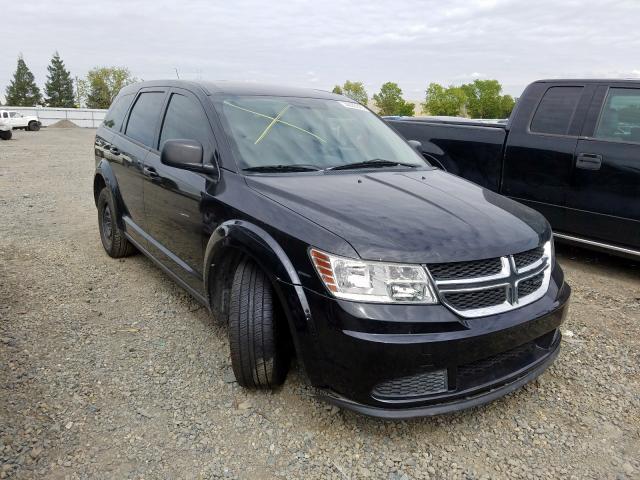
[159,93,211,151]
[103,93,133,131]
[530,86,583,136]
[594,88,640,143]
[125,92,165,147]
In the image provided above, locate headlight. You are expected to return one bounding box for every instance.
[309,248,438,304]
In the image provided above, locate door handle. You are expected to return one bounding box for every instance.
[143,166,160,178]
[576,153,602,171]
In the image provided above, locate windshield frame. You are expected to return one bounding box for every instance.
[210,94,431,175]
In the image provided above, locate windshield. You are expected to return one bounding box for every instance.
[214,95,428,171]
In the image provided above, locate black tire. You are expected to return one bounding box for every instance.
[28,121,40,131]
[97,188,136,258]
[229,259,289,389]
[0,130,10,140]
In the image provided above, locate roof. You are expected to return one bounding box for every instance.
[534,78,640,84]
[119,79,349,101]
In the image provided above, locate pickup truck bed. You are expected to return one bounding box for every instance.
[388,118,506,192]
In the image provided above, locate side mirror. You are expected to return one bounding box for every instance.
[407,140,423,152]
[161,139,217,175]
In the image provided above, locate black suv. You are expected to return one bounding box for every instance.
[93,81,570,418]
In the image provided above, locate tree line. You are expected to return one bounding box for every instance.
[3,54,515,118]
[333,79,515,118]
[3,54,136,109]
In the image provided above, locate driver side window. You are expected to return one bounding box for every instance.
[595,88,640,143]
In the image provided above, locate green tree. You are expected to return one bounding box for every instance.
[373,82,415,116]
[460,79,513,119]
[422,83,467,116]
[5,55,42,106]
[332,80,368,105]
[86,67,136,109]
[44,52,75,107]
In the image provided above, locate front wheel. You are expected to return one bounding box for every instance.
[0,130,10,140]
[28,121,40,131]
[228,259,289,389]
[97,188,136,258]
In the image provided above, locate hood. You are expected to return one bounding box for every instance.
[246,169,549,263]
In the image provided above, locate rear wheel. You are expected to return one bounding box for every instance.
[28,121,40,131]
[97,188,136,258]
[228,259,289,389]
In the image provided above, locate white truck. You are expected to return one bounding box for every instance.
[0,110,41,131]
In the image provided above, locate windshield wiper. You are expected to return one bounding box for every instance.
[242,164,322,173]
[326,159,418,171]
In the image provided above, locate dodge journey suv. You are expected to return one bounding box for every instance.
[93,80,570,418]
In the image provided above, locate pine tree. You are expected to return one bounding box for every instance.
[5,55,42,106]
[44,52,75,107]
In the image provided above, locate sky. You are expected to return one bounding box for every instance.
[3,0,640,102]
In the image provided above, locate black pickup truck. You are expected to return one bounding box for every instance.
[387,79,640,258]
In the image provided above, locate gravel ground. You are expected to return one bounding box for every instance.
[1,128,639,479]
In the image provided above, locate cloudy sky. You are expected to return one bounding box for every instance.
[3,0,640,102]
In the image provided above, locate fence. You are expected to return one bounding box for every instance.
[1,106,107,128]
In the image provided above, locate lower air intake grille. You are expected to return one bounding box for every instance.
[372,369,448,399]
[518,272,544,298]
[444,287,506,311]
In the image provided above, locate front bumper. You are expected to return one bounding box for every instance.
[280,263,570,418]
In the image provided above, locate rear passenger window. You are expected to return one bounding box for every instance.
[530,86,583,135]
[159,93,211,151]
[103,93,133,131]
[595,88,640,143]
[125,92,165,147]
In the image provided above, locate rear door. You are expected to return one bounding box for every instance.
[502,82,595,231]
[142,88,216,294]
[111,88,167,246]
[566,84,640,249]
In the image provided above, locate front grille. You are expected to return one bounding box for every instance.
[444,287,506,311]
[372,369,448,399]
[428,242,551,318]
[518,272,544,298]
[513,247,544,270]
[427,257,502,280]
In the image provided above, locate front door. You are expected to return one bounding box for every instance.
[502,83,594,232]
[142,89,216,294]
[566,85,640,249]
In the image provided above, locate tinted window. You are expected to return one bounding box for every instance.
[9,112,19,118]
[595,88,640,143]
[530,86,583,135]
[2,112,7,118]
[159,93,211,151]
[125,92,165,147]
[103,93,133,131]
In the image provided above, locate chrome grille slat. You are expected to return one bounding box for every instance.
[427,242,552,318]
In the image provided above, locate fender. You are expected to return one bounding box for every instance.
[94,159,127,230]
[203,220,322,382]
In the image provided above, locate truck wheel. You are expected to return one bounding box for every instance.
[228,259,289,389]
[97,188,136,258]
[0,130,10,140]
[28,121,40,131]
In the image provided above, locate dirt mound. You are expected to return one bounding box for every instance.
[48,119,79,128]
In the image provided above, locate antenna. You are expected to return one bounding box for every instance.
[174,68,180,79]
